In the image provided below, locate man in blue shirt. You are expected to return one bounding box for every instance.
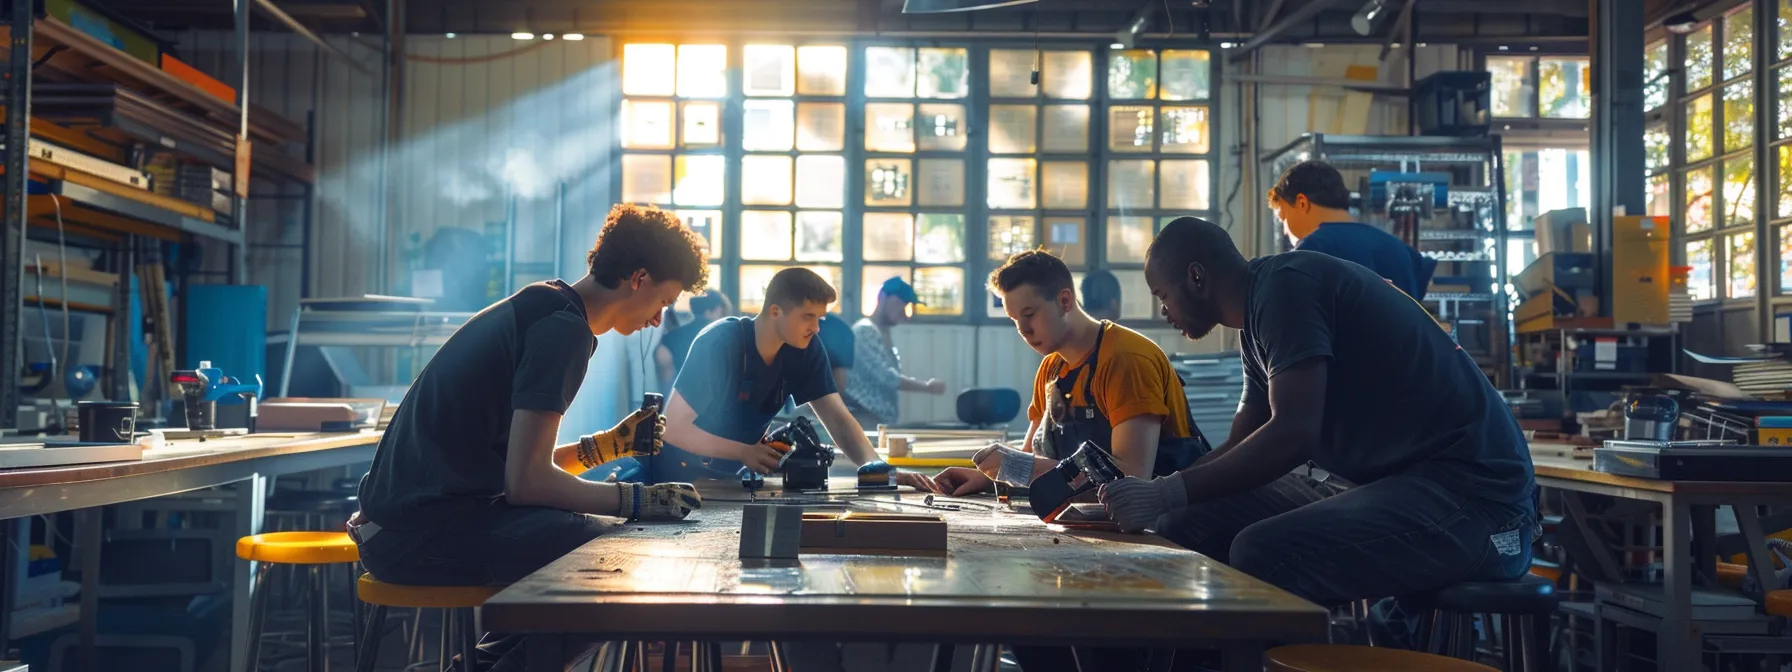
[1267,160,1436,299]
[655,268,936,491]
[816,312,855,393]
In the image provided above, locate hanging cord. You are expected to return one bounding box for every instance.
[30,196,75,429]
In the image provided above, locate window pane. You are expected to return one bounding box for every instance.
[1782,225,1792,294]
[1488,56,1536,117]
[863,213,915,261]
[1108,50,1158,99]
[1688,25,1714,91]
[1780,67,1792,139]
[1045,217,1087,266]
[1730,231,1756,298]
[1114,270,1155,320]
[1160,160,1210,211]
[1041,161,1089,209]
[1106,216,1154,263]
[674,210,723,261]
[621,100,674,149]
[622,44,675,96]
[1647,174,1670,218]
[740,265,779,313]
[681,101,721,147]
[1724,80,1754,151]
[861,266,911,317]
[1781,145,1792,218]
[1108,160,1156,210]
[795,211,844,263]
[744,44,796,97]
[1160,106,1210,154]
[1159,50,1211,101]
[866,159,913,207]
[796,102,846,151]
[989,105,1038,154]
[1724,157,1756,229]
[1043,51,1093,99]
[917,103,968,151]
[1782,0,1792,61]
[797,45,848,95]
[1686,94,1714,162]
[673,155,725,206]
[621,154,671,204]
[866,47,916,98]
[1645,126,1670,172]
[795,155,845,209]
[1108,106,1154,152]
[916,214,966,264]
[1645,41,1669,110]
[988,216,1036,261]
[1724,9,1753,81]
[912,267,965,316]
[1687,239,1716,300]
[741,211,794,261]
[917,158,966,207]
[990,49,1040,98]
[676,45,727,98]
[741,155,793,206]
[1686,166,1716,233]
[1539,58,1590,119]
[742,100,795,151]
[987,158,1037,210]
[1041,105,1090,153]
[917,48,969,99]
[866,103,916,153]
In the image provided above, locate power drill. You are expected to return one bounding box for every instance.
[763,416,834,491]
[634,393,663,455]
[1027,441,1124,522]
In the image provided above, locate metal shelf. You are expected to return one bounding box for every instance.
[42,180,242,246]
[1426,292,1495,302]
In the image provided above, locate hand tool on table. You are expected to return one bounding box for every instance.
[763,416,834,492]
[1027,440,1123,522]
[169,360,263,434]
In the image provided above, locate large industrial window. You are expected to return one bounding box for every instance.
[1676,4,1756,302]
[1774,0,1792,295]
[617,41,1217,323]
[1487,54,1591,120]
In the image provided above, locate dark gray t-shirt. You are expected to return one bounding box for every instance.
[358,280,595,530]
[1240,252,1533,503]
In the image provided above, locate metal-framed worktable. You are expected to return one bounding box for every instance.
[1531,450,1792,672]
[484,484,1329,672]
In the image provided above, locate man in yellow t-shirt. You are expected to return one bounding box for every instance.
[934,250,1211,496]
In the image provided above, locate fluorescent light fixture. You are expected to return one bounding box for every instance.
[542,34,555,40]
[1110,42,1126,49]
[512,32,535,40]
[445,32,457,38]
[1219,41,1235,48]
[562,33,585,41]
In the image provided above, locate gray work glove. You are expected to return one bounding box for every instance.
[1098,473,1189,533]
[616,482,702,522]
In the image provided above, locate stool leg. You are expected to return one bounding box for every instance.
[1519,614,1541,672]
[351,565,364,667]
[462,607,480,672]
[1502,614,1521,672]
[357,605,388,672]
[245,562,272,672]
[309,566,327,672]
[439,609,452,672]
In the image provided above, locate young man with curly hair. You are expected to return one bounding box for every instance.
[350,204,710,591]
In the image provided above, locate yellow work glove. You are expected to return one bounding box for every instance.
[576,408,667,469]
[616,482,702,521]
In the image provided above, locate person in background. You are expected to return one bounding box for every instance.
[1267,160,1436,299]
[845,277,946,427]
[655,291,733,391]
[817,312,856,393]
[655,268,937,491]
[1080,268,1122,322]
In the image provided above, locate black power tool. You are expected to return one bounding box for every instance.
[634,393,664,455]
[764,416,834,491]
[1027,441,1124,522]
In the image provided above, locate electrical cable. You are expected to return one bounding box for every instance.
[28,195,74,431]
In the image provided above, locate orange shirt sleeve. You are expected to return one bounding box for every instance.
[1096,351,1173,428]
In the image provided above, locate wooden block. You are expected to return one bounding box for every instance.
[886,434,911,458]
[258,402,360,431]
[0,442,142,469]
[800,512,947,555]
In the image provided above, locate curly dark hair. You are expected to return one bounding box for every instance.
[988,249,1073,298]
[586,204,708,292]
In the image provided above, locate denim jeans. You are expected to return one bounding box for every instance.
[1157,471,1536,648]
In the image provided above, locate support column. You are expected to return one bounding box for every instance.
[2,0,36,430]
[232,0,251,285]
[1589,0,1645,315]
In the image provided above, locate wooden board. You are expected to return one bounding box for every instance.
[0,431,379,489]
[0,442,142,470]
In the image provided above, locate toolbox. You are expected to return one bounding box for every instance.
[1594,440,1792,481]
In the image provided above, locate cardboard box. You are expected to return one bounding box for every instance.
[1536,208,1591,255]
[1611,215,1670,326]
[1516,252,1597,299]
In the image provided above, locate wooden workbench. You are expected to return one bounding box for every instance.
[485,483,1328,672]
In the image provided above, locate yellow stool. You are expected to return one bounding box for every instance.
[1767,590,1792,617]
[236,531,360,672]
[1265,644,1500,671]
[355,573,504,672]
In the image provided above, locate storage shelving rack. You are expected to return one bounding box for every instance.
[1262,133,1512,385]
[0,4,318,432]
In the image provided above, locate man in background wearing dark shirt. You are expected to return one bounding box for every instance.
[655,291,733,391]
[817,312,856,393]
[352,204,708,600]
[1080,268,1122,322]
[1268,160,1436,299]
[1101,217,1536,647]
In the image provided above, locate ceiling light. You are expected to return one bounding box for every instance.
[542,34,554,40]
[445,32,457,38]
[1220,41,1235,48]
[562,34,585,41]
[511,32,535,40]
[1664,11,1699,34]
[1497,45,1509,51]
[1110,42,1126,49]
[1351,0,1387,36]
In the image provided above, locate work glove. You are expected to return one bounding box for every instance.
[972,443,1038,487]
[577,408,667,469]
[1098,474,1189,533]
[616,482,702,521]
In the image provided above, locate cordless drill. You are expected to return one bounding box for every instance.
[634,393,663,455]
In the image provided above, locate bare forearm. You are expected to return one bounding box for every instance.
[663,422,753,460]
[810,393,878,464]
[1178,421,1313,503]
[511,471,623,515]
[897,375,929,391]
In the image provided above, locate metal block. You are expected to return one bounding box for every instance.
[739,505,802,560]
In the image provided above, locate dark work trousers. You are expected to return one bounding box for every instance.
[1157,470,1536,649]
[356,500,618,672]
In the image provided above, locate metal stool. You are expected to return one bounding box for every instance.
[1412,575,1560,672]
[236,531,360,672]
[1265,644,1499,671]
[355,573,503,672]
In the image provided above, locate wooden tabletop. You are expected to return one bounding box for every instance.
[484,482,1328,646]
[0,431,382,489]
[1530,444,1792,497]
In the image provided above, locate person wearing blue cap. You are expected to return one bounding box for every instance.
[845,276,947,426]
